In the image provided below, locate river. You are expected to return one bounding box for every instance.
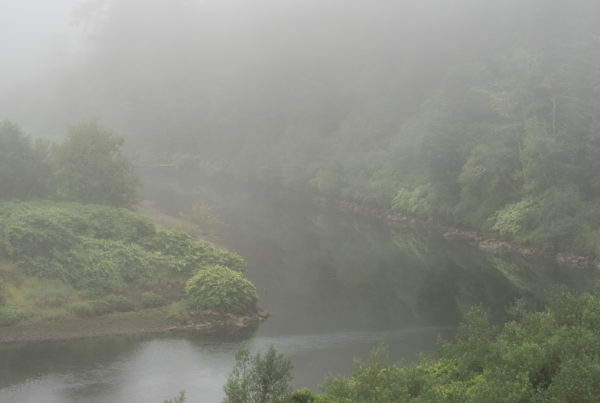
[1,173,598,402]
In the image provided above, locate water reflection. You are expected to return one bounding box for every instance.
[2,174,599,402]
[0,327,454,402]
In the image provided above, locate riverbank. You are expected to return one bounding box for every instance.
[0,308,269,343]
[0,200,267,343]
[315,196,600,271]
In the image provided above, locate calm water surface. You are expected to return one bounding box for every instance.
[1,174,598,402]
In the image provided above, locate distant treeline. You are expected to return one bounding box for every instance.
[168,38,600,256]
[0,119,138,208]
[5,0,600,255]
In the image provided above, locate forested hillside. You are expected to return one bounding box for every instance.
[4,0,600,255]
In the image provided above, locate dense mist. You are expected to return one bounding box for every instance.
[5,0,594,142]
[7,2,600,400]
[4,0,600,254]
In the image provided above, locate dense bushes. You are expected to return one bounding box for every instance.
[299,288,600,402]
[0,202,157,292]
[0,201,247,294]
[186,265,257,313]
[0,200,257,326]
[142,230,246,275]
[0,307,24,327]
[217,287,600,402]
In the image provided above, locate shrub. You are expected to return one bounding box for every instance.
[315,288,600,402]
[28,279,76,308]
[493,189,585,250]
[0,307,23,326]
[278,389,321,402]
[0,202,160,292]
[1,204,78,260]
[185,265,257,313]
[141,292,167,308]
[67,302,95,318]
[54,238,158,293]
[92,295,135,315]
[144,230,246,274]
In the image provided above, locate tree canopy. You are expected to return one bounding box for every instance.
[54,120,140,208]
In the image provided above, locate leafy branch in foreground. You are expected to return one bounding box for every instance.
[223,344,293,403]
[316,287,600,402]
[214,287,600,402]
[164,390,185,403]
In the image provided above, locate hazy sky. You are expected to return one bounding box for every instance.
[0,0,85,91]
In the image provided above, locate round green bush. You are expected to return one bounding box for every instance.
[185,265,257,313]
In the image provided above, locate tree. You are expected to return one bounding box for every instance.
[54,120,140,208]
[223,344,293,403]
[0,120,53,200]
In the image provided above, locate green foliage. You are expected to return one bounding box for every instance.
[520,119,561,193]
[8,2,600,259]
[492,198,537,238]
[392,184,433,219]
[0,200,253,320]
[0,120,53,200]
[493,189,586,250]
[67,301,95,318]
[0,282,5,306]
[140,292,167,308]
[54,120,140,208]
[143,229,246,274]
[186,265,257,313]
[0,119,141,210]
[276,389,320,403]
[91,295,135,315]
[313,288,600,402]
[126,35,600,258]
[164,390,186,403]
[180,203,223,235]
[27,279,77,308]
[0,307,24,327]
[223,344,293,403]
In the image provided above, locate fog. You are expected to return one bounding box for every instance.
[5,1,600,400]
[4,0,600,208]
[3,0,583,142]
[0,1,82,94]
